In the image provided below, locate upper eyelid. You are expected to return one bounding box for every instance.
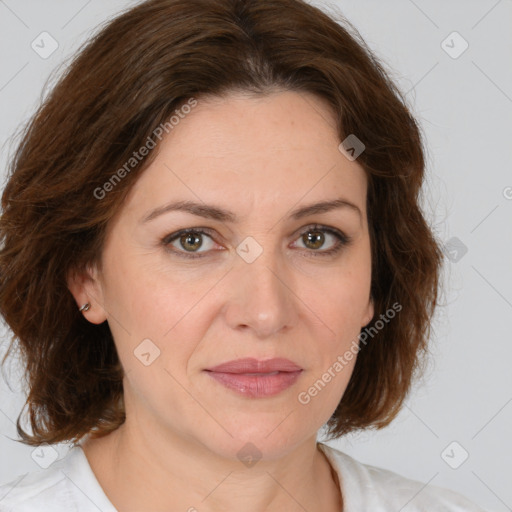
[165,223,344,237]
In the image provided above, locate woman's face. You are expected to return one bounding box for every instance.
[74,90,374,460]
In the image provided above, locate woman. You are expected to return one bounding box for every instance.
[0,0,487,510]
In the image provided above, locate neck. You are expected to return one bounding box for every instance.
[81,422,343,512]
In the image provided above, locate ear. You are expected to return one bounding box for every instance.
[362,296,374,327]
[66,263,108,325]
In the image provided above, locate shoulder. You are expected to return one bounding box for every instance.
[0,455,70,512]
[318,442,489,512]
[0,444,116,512]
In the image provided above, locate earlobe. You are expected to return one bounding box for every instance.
[66,264,108,325]
[363,297,374,327]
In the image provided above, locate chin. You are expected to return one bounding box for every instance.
[196,422,311,463]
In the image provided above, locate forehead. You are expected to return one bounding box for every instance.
[122,90,368,221]
[164,90,343,163]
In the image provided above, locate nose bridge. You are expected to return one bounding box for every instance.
[226,235,296,337]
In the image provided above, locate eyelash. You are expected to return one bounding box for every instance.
[161,224,352,260]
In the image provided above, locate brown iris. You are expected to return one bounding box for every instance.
[303,230,325,250]
[180,232,203,252]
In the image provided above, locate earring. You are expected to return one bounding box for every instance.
[79,302,91,312]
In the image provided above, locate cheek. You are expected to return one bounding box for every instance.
[295,349,357,436]
[103,267,214,386]
[100,242,179,331]
[302,258,371,388]
[305,261,371,335]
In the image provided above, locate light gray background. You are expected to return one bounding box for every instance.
[0,1,510,511]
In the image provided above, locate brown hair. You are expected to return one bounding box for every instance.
[0,0,443,446]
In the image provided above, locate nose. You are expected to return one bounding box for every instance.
[223,243,298,339]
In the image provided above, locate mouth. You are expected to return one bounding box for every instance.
[205,357,302,374]
[204,358,303,398]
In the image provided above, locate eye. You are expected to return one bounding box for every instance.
[292,224,352,257]
[162,228,218,259]
[161,224,352,259]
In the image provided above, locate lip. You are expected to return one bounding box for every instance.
[206,357,302,373]
[204,358,303,398]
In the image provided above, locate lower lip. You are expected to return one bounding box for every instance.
[205,370,303,398]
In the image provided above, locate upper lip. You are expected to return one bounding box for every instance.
[205,358,302,374]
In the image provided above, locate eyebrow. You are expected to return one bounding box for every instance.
[141,198,362,224]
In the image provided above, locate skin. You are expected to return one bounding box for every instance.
[68,90,374,512]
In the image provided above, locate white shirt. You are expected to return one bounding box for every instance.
[0,441,488,511]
